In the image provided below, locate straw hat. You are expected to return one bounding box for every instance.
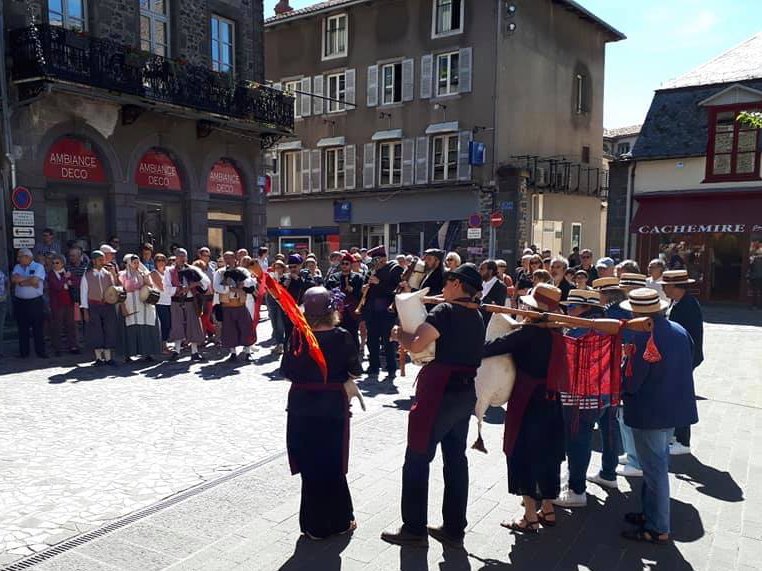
[592,277,621,291]
[657,269,696,285]
[621,287,670,313]
[560,289,602,307]
[519,283,562,312]
[619,273,647,290]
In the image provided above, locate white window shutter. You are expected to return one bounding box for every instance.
[313,75,324,115]
[415,136,429,185]
[363,143,375,189]
[457,131,472,181]
[301,149,311,192]
[344,145,356,190]
[459,47,472,94]
[345,68,356,106]
[269,152,280,195]
[402,59,414,102]
[311,149,322,192]
[402,139,415,186]
[366,65,378,107]
[420,54,433,99]
[300,77,312,117]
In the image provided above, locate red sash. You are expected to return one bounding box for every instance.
[503,370,546,457]
[407,362,477,454]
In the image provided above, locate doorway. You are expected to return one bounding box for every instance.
[207,225,244,258]
[137,200,183,254]
[708,234,743,301]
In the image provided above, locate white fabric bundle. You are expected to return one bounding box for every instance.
[394,287,435,365]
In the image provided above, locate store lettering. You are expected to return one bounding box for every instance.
[637,224,747,234]
[207,161,243,196]
[48,153,99,180]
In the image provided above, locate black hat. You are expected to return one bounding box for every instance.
[423,248,445,262]
[444,262,482,290]
[367,245,387,258]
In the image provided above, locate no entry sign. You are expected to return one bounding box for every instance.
[489,211,504,228]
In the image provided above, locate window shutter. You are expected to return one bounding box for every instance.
[300,77,312,117]
[415,136,429,185]
[458,47,472,94]
[420,54,433,99]
[457,131,472,181]
[311,149,322,192]
[345,68,356,106]
[301,149,311,192]
[344,144,356,190]
[269,152,280,195]
[402,59,414,102]
[363,143,375,189]
[367,65,378,107]
[402,139,415,186]
[313,75,324,115]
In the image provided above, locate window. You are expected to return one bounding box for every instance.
[325,148,345,190]
[379,142,402,186]
[431,134,458,181]
[617,142,631,155]
[211,15,235,74]
[571,223,582,251]
[323,14,348,59]
[575,74,586,114]
[327,73,346,113]
[140,0,169,56]
[706,107,761,181]
[432,0,463,37]
[282,151,301,195]
[284,80,301,119]
[381,63,403,105]
[49,0,86,31]
[436,52,459,96]
[581,145,590,164]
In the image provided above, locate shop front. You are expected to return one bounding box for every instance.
[135,149,185,254]
[43,136,110,253]
[632,191,762,303]
[207,159,246,256]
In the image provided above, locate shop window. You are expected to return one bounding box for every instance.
[211,14,235,74]
[49,0,86,31]
[325,147,345,190]
[431,134,458,181]
[140,0,169,57]
[282,151,301,194]
[432,0,463,38]
[323,14,348,60]
[436,52,459,96]
[706,107,762,182]
[326,72,346,113]
[379,141,402,186]
[381,63,403,105]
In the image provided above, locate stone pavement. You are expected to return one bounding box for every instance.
[2,307,761,570]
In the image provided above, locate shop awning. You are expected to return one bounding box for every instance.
[632,192,762,234]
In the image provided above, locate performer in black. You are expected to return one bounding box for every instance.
[326,252,364,352]
[479,259,508,326]
[362,245,403,379]
[281,253,316,342]
[418,248,445,297]
[281,287,364,540]
[381,263,485,548]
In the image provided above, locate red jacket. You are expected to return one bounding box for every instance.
[48,271,73,309]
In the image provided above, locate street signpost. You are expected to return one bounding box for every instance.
[12,227,35,238]
[12,210,34,226]
[490,211,504,227]
[468,213,482,228]
[467,227,482,240]
[13,237,35,248]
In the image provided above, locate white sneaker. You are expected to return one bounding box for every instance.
[616,464,643,477]
[618,454,629,466]
[552,488,587,508]
[586,474,619,490]
[669,442,691,456]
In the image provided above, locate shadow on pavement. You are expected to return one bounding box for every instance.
[670,454,744,502]
[358,376,399,398]
[703,306,762,326]
[277,533,351,571]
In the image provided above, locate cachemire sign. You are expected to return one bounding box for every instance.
[136,150,182,191]
[637,224,748,234]
[44,137,107,182]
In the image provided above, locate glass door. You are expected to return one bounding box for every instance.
[136,200,183,255]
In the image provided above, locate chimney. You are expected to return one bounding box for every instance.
[275,0,293,15]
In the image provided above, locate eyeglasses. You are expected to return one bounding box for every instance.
[341,261,351,265]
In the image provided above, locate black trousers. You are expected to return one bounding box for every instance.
[674,425,691,446]
[365,311,397,373]
[15,297,46,358]
[401,388,476,538]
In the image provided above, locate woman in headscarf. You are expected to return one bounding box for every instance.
[280,286,364,540]
[119,254,162,362]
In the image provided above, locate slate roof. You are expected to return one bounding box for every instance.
[604,125,641,138]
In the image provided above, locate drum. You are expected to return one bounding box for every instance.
[139,285,161,305]
[394,287,435,365]
[104,285,127,305]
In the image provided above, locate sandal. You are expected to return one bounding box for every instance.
[340,521,358,535]
[624,512,647,526]
[537,510,556,527]
[500,516,540,535]
[621,528,669,545]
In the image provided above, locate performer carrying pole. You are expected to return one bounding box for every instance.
[326,252,364,353]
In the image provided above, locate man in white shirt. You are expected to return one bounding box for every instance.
[12,248,47,358]
[80,250,119,366]
[164,248,211,361]
[214,251,256,362]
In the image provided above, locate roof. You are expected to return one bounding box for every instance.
[662,32,762,90]
[604,124,642,138]
[266,0,626,40]
[632,78,762,160]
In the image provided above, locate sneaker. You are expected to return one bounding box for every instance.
[586,474,619,490]
[616,464,643,477]
[380,528,428,548]
[618,454,629,465]
[552,488,587,508]
[669,442,691,456]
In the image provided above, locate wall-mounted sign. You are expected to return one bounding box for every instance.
[44,138,107,183]
[11,186,32,210]
[13,227,35,237]
[136,150,181,191]
[334,200,352,223]
[467,227,482,239]
[12,210,34,226]
[207,160,244,196]
[469,141,486,166]
[637,224,748,234]
[468,213,482,228]
[13,237,35,248]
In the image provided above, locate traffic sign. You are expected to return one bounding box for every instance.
[489,211,505,228]
[468,213,482,228]
[467,227,482,240]
[11,186,32,210]
[12,210,34,226]
[13,227,35,238]
[13,237,35,248]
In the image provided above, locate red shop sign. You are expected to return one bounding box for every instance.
[44,137,107,183]
[207,160,243,196]
[136,150,182,191]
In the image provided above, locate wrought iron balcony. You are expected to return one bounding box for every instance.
[9,24,294,133]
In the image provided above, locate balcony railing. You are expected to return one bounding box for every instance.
[9,24,294,133]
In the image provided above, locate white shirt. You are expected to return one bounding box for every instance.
[152,269,172,306]
[163,265,211,299]
[79,268,113,309]
[646,276,667,300]
[482,276,498,300]
[12,262,45,299]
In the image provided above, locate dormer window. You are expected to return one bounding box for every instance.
[705,106,761,182]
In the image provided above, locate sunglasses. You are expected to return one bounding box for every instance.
[581,255,592,259]
[341,261,351,265]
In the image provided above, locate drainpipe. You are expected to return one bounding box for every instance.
[0,2,14,270]
[624,159,636,258]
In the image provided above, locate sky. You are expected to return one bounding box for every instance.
[263,0,762,129]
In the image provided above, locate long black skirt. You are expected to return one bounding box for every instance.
[507,394,565,501]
